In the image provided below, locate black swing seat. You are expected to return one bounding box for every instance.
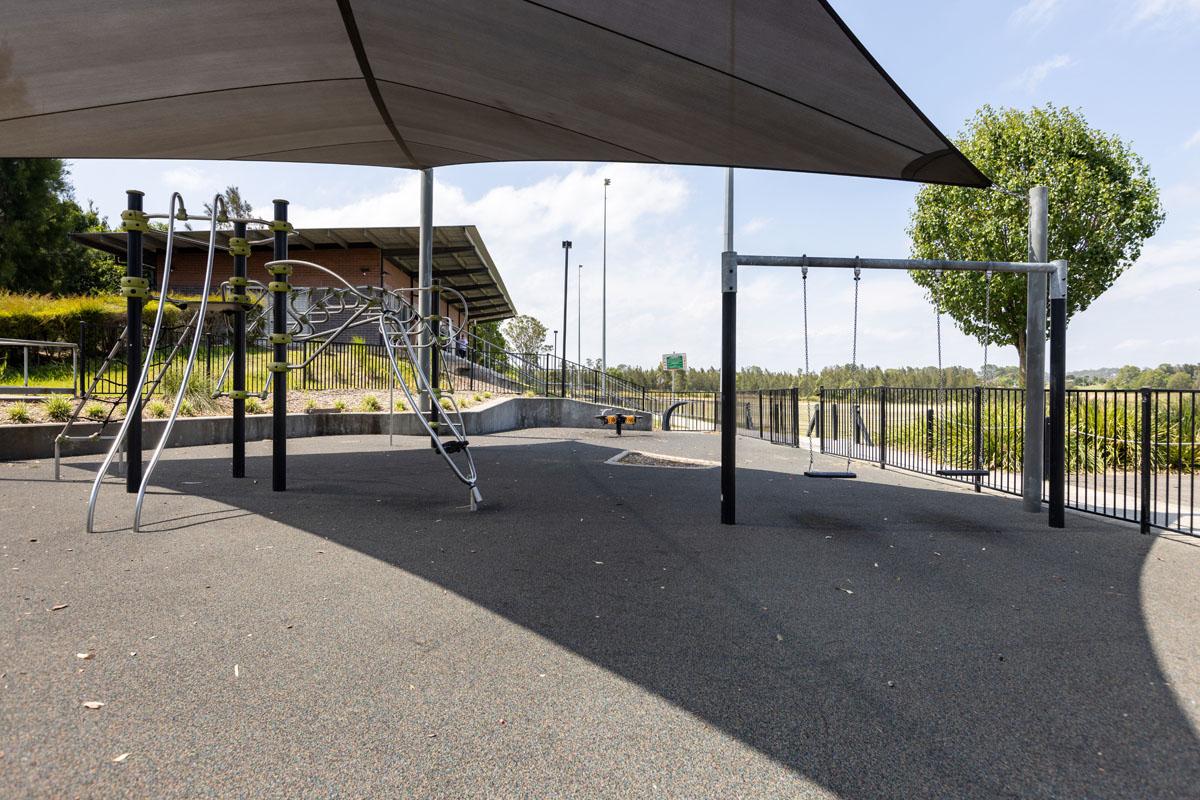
[935,469,989,477]
[441,440,470,453]
[804,470,857,479]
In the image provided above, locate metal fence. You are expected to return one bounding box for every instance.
[735,385,1198,537]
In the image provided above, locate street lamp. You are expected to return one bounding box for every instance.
[602,177,610,396]
[552,329,557,361]
[561,240,571,396]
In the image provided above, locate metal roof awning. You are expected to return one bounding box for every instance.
[0,1,987,187]
[71,225,517,322]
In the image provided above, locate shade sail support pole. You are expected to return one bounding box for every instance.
[232,219,247,479]
[721,167,736,525]
[1023,186,1048,513]
[419,169,434,418]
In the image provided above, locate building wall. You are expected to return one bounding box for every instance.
[160,247,465,330]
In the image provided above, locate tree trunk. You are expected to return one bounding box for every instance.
[1015,331,1027,384]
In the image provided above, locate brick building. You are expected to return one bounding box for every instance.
[73,226,516,335]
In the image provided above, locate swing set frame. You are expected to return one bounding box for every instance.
[719,180,1069,530]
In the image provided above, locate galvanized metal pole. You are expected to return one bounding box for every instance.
[271,199,289,492]
[577,263,582,364]
[560,240,571,396]
[1023,186,1048,513]
[1048,260,1068,527]
[720,167,736,525]
[602,178,610,397]
[419,169,434,416]
[124,190,144,493]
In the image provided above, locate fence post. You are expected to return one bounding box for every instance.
[973,386,983,493]
[78,321,86,396]
[879,387,887,469]
[853,401,861,445]
[1140,388,1151,534]
[831,401,839,443]
[790,387,799,447]
[925,407,934,457]
[818,387,826,453]
[758,390,764,438]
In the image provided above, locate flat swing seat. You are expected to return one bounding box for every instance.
[935,469,990,477]
[804,470,857,479]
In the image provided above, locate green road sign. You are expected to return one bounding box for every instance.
[663,353,686,371]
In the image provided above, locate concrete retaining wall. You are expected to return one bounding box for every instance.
[0,397,650,462]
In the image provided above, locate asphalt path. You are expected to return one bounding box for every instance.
[2,429,1198,798]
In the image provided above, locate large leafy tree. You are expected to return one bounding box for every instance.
[0,158,118,294]
[909,105,1164,377]
[501,314,550,356]
[203,185,253,227]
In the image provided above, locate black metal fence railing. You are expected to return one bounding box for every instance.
[733,385,1198,537]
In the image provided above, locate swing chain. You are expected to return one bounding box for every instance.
[801,267,809,376]
[933,270,944,393]
[850,264,861,377]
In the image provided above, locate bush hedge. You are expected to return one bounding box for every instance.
[0,292,183,351]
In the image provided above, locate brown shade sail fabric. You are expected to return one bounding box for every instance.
[0,0,988,187]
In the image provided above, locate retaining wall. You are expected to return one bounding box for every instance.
[0,397,651,462]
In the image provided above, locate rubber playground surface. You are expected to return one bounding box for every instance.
[2,429,1199,798]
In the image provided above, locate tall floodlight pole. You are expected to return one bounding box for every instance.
[561,240,571,396]
[602,177,610,396]
[552,330,558,361]
[720,167,736,524]
[577,263,583,364]
[1023,185,1048,513]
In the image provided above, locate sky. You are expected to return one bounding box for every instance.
[63,0,1200,374]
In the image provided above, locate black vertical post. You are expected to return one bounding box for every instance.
[1048,262,1067,527]
[973,385,984,494]
[759,390,764,439]
[818,387,825,451]
[831,403,840,442]
[720,251,736,525]
[790,387,799,447]
[232,220,248,478]
[124,190,144,493]
[561,240,571,397]
[1140,388,1151,534]
[879,386,887,469]
[271,200,289,492]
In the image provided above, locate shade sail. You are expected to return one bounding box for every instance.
[0,0,988,187]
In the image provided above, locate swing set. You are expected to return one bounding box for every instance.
[720,183,1070,529]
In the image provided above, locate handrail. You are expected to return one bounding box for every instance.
[133,195,228,531]
[87,192,185,533]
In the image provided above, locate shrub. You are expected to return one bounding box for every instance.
[473,394,483,402]
[44,395,73,422]
[245,397,263,414]
[483,391,492,399]
[439,396,452,410]
[159,367,219,416]
[6,403,32,423]
[146,400,168,419]
[523,390,535,398]
[394,399,407,412]
[84,402,106,420]
[459,399,471,409]
[333,399,347,412]
[0,292,182,349]
[179,398,196,417]
[304,398,317,412]
[361,394,382,412]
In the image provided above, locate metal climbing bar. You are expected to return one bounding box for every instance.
[735,254,1059,274]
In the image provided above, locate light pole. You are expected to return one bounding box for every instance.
[602,177,610,396]
[577,263,583,364]
[561,240,571,396]
[552,329,558,361]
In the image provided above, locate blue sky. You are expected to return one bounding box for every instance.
[65,0,1200,372]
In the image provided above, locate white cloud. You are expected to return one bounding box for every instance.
[741,217,772,235]
[1007,54,1075,93]
[1185,129,1200,149]
[1010,0,1063,29]
[1133,0,1200,22]
[1105,227,1200,299]
[161,166,221,194]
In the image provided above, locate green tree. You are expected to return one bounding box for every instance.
[501,314,549,356]
[203,185,253,228]
[909,105,1164,378]
[0,158,117,294]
